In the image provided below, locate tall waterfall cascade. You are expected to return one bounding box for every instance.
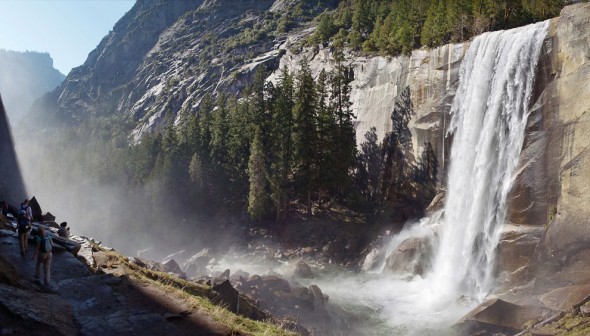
[322,21,552,336]
[431,20,549,301]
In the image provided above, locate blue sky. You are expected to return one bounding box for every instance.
[0,0,135,75]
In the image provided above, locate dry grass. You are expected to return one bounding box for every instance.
[98,248,299,336]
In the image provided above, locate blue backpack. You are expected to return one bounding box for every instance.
[40,235,52,253]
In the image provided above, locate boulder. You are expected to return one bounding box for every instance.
[384,236,433,276]
[212,280,267,321]
[162,259,185,278]
[42,212,56,222]
[454,298,552,335]
[293,260,314,279]
[183,248,211,277]
[230,269,250,282]
[291,286,314,309]
[309,285,329,311]
[540,284,590,311]
[361,247,386,272]
[28,196,43,222]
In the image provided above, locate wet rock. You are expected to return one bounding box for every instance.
[496,224,544,290]
[384,237,433,276]
[212,280,267,321]
[454,298,552,335]
[291,287,314,309]
[183,248,212,277]
[309,284,329,313]
[293,260,314,279]
[230,269,250,282]
[361,247,386,272]
[540,284,590,311]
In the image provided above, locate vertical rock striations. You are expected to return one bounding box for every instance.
[540,2,590,260]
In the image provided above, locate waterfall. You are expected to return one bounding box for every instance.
[0,94,27,206]
[431,21,549,301]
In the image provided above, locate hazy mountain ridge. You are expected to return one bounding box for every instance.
[0,50,64,124]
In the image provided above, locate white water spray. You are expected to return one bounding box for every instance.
[430,20,549,301]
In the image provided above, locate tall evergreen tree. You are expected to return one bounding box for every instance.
[269,67,294,223]
[355,127,383,204]
[329,52,356,197]
[292,58,317,215]
[315,69,336,205]
[381,87,415,204]
[417,141,438,201]
[248,126,271,221]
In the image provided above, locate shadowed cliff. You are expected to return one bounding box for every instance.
[0,94,26,206]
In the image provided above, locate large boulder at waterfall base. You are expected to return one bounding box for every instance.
[233,274,331,322]
[385,237,433,276]
[293,260,314,279]
[28,197,43,222]
[212,280,267,321]
[454,298,553,335]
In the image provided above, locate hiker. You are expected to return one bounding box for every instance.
[20,199,32,224]
[32,226,53,286]
[57,222,70,238]
[17,210,31,256]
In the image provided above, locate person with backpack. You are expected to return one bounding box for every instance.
[17,210,31,256]
[32,226,53,286]
[20,199,32,224]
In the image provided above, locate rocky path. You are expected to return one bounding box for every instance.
[0,228,233,336]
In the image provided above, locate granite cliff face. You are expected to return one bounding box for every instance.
[30,0,337,141]
[268,42,468,176]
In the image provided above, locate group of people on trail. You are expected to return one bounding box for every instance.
[13,199,54,286]
[0,198,75,287]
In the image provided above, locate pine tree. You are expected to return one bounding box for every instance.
[329,52,356,197]
[315,69,336,205]
[314,10,336,43]
[248,126,271,221]
[269,66,294,223]
[355,127,383,204]
[292,58,317,215]
[226,92,254,201]
[419,142,438,191]
[210,93,229,172]
[381,87,415,204]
